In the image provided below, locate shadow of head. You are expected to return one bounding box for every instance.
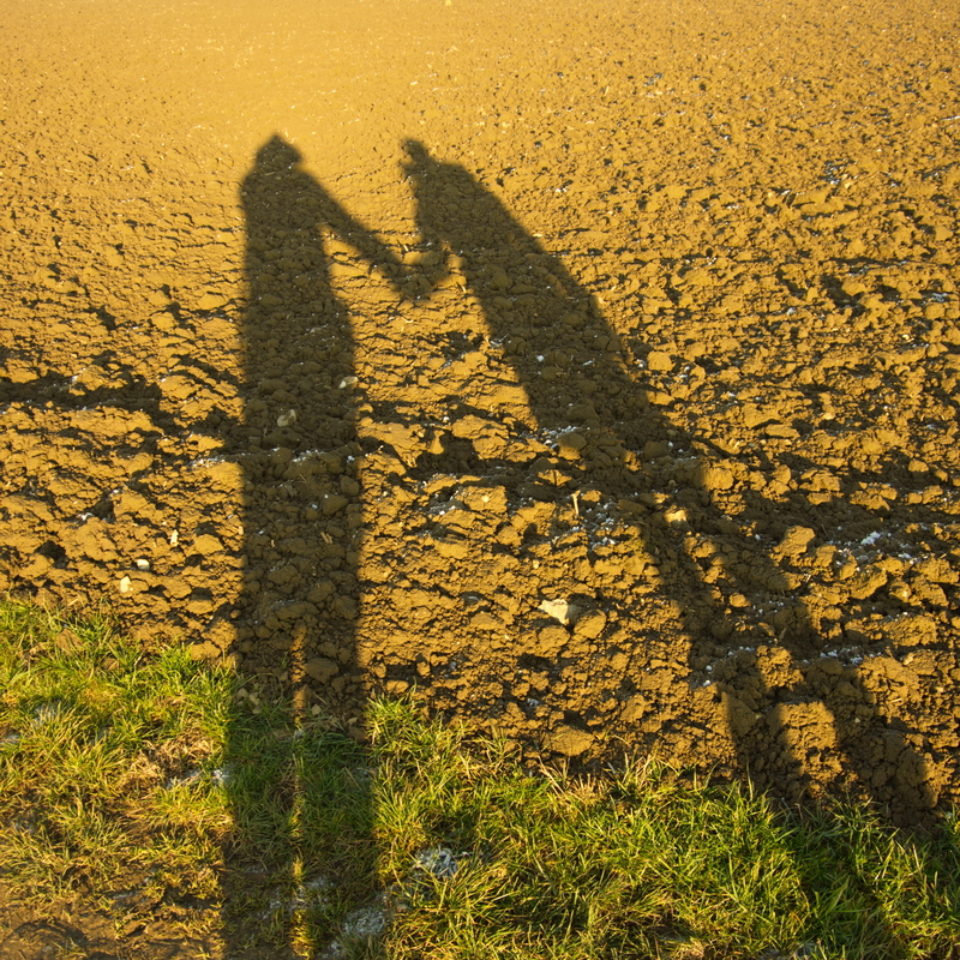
[255,134,303,172]
[402,138,435,177]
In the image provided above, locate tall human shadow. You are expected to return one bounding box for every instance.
[223,135,405,958]
[401,138,951,949]
[401,140,940,935]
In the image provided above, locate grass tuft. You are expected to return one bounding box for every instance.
[370,699,960,960]
[0,599,232,911]
[2,598,958,959]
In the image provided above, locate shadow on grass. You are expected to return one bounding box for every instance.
[219,134,956,957]
[223,136,407,957]
[370,701,960,960]
[221,683,378,957]
[0,600,956,959]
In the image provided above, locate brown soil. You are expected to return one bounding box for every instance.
[2,0,960,949]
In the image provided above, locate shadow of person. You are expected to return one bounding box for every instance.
[400,138,940,945]
[400,140,744,653]
[223,135,405,958]
[399,139,764,756]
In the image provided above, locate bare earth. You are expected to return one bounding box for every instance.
[2,0,960,947]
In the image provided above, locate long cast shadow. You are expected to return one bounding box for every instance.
[220,132,948,954]
[223,135,404,958]
[402,138,940,950]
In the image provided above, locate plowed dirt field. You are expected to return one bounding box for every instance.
[3,0,959,854]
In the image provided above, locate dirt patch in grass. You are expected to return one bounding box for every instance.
[1,0,959,878]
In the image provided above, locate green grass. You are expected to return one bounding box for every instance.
[0,598,377,956]
[1,598,958,959]
[0,599,230,911]
[371,704,960,960]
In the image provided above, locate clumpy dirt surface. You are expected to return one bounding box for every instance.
[3,0,960,938]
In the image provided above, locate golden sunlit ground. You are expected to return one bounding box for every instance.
[2,0,959,953]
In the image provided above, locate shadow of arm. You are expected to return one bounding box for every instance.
[323,196,445,300]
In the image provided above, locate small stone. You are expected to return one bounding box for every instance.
[538,597,573,625]
[546,725,594,757]
[647,350,673,372]
[304,657,340,683]
[277,409,297,428]
[197,292,228,311]
[134,558,151,571]
[118,575,132,593]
